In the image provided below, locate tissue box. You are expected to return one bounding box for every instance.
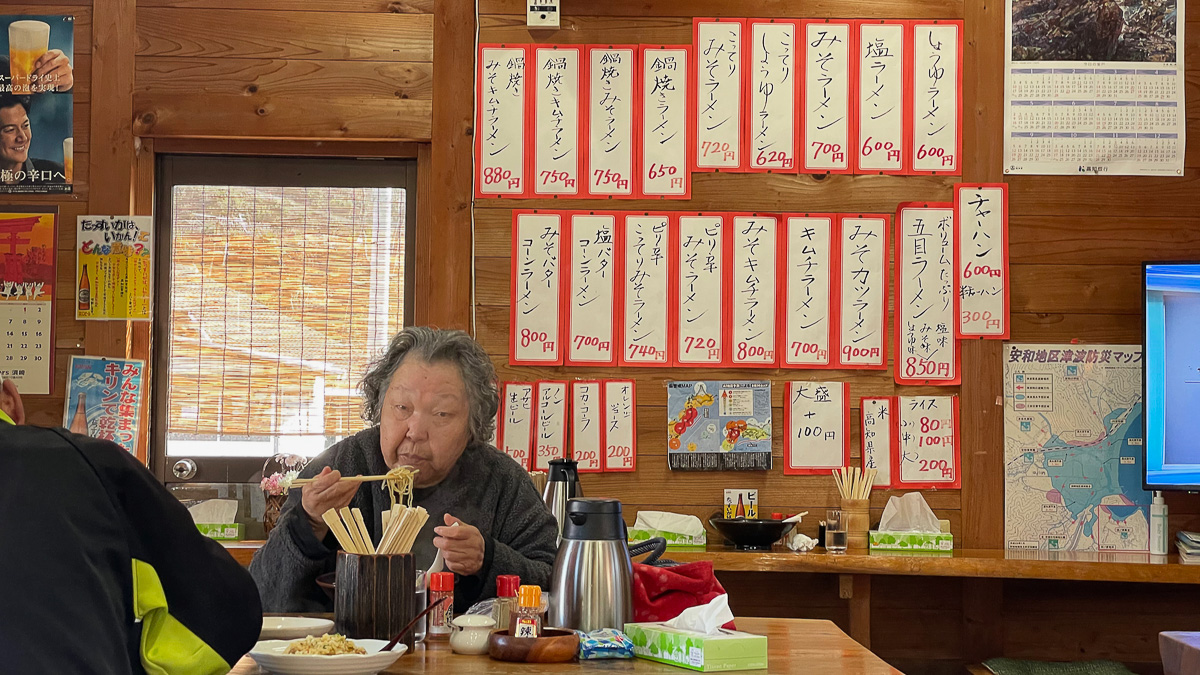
[196,523,244,541]
[624,623,767,672]
[629,528,707,551]
[869,526,952,552]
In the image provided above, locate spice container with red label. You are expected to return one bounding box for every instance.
[428,572,455,639]
[514,585,543,638]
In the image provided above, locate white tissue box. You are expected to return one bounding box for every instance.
[625,623,767,672]
[196,523,244,541]
[869,522,952,552]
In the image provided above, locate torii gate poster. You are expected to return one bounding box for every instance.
[0,206,57,394]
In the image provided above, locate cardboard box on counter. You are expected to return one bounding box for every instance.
[869,520,952,552]
[196,523,244,541]
[624,622,767,672]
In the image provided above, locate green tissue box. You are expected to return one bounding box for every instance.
[624,622,768,672]
[868,530,952,552]
[628,528,707,551]
[196,523,244,541]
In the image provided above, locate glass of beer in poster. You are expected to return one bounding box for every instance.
[9,20,49,95]
[62,137,72,182]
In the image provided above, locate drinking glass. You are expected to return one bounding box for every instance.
[413,570,427,643]
[62,138,73,183]
[9,20,49,95]
[826,509,848,554]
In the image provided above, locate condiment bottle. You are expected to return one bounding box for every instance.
[428,572,455,639]
[493,574,520,631]
[513,585,542,638]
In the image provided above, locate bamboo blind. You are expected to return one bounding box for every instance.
[166,185,407,439]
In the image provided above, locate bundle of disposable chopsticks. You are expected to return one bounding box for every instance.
[321,505,429,556]
[833,466,877,501]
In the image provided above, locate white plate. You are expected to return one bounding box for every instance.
[248,639,406,675]
[259,617,336,640]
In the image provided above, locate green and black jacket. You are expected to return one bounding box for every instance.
[0,421,262,674]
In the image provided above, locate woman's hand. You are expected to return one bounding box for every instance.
[31,50,72,92]
[434,513,486,576]
[302,467,360,540]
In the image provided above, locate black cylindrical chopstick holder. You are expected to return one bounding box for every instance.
[334,551,417,650]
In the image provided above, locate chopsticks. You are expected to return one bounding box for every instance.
[321,505,430,555]
[834,466,877,501]
[290,473,397,487]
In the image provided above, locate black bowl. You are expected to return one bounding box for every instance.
[316,572,336,601]
[708,514,794,551]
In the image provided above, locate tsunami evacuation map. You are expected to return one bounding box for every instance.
[1004,343,1151,551]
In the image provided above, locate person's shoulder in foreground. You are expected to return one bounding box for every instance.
[0,377,263,675]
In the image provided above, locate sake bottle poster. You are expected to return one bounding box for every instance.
[0,15,75,194]
[0,206,55,393]
[76,215,152,321]
[63,355,144,454]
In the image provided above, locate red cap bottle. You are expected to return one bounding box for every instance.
[497,574,520,598]
[772,513,783,520]
[430,571,455,592]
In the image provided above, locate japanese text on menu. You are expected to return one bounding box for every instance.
[695,19,744,170]
[785,381,848,474]
[534,382,567,471]
[857,22,906,173]
[897,395,959,487]
[676,215,725,365]
[783,215,834,367]
[642,47,690,197]
[912,23,961,174]
[567,214,616,364]
[501,383,535,468]
[732,215,777,366]
[838,217,887,367]
[803,21,852,172]
[478,47,527,195]
[897,204,958,384]
[604,380,636,471]
[588,47,636,197]
[750,21,798,170]
[861,397,893,487]
[512,213,562,364]
[956,184,1009,338]
[571,381,603,472]
[534,47,581,196]
[622,215,670,366]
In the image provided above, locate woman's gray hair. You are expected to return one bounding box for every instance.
[359,327,499,446]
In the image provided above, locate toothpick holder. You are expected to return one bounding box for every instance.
[840,498,870,551]
[334,551,417,649]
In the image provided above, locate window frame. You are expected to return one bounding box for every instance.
[150,154,417,485]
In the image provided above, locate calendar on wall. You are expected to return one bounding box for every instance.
[0,207,57,394]
[1003,0,1185,175]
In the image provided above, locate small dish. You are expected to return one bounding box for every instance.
[259,616,336,640]
[488,628,579,663]
[248,638,406,675]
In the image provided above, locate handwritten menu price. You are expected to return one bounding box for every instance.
[510,212,563,365]
[748,20,799,172]
[675,214,726,366]
[855,21,907,174]
[895,395,960,489]
[837,215,889,369]
[782,215,836,368]
[641,46,691,198]
[730,215,778,367]
[694,19,745,171]
[586,45,638,198]
[910,22,962,175]
[571,381,604,472]
[533,46,582,197]
[861,397,894,488]
[896,203,959,385]
[621,214,671,366]
[954,184,1010,339]
[534,381,568,471]
[603,380,637,471]
[784,381,850,475]
[801,20,854,174]
[499,382,535,469]
[476,45,529,197]
[565,213,617,365]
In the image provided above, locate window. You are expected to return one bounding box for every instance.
[152,155,415,483]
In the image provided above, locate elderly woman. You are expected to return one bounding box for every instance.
[251,328,559,612]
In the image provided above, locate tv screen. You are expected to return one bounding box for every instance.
[1145,262,1200,490]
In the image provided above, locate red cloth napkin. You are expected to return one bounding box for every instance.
[631,561,736,630]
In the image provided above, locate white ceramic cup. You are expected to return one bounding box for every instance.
[449,614,496,655]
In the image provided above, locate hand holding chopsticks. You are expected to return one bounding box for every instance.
[833,466,877,501]
[322,504,431,556]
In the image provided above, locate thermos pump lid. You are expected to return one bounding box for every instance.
[547,457,578,482]
[562,497,626,541]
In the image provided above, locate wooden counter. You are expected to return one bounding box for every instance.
[230,617,899,674]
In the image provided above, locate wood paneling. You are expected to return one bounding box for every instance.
[140,0,434,11]
[479,0,964,18]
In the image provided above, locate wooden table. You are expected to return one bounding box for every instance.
[230,617,900,674]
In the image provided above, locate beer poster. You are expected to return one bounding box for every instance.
[0,15,74,194]
[76,215,153,321]
[0,206,55,394]
[63,355,145,454]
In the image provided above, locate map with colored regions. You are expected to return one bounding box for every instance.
[1004,343,1150,552]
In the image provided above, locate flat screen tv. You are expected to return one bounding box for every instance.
[1144,262,1200,491]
